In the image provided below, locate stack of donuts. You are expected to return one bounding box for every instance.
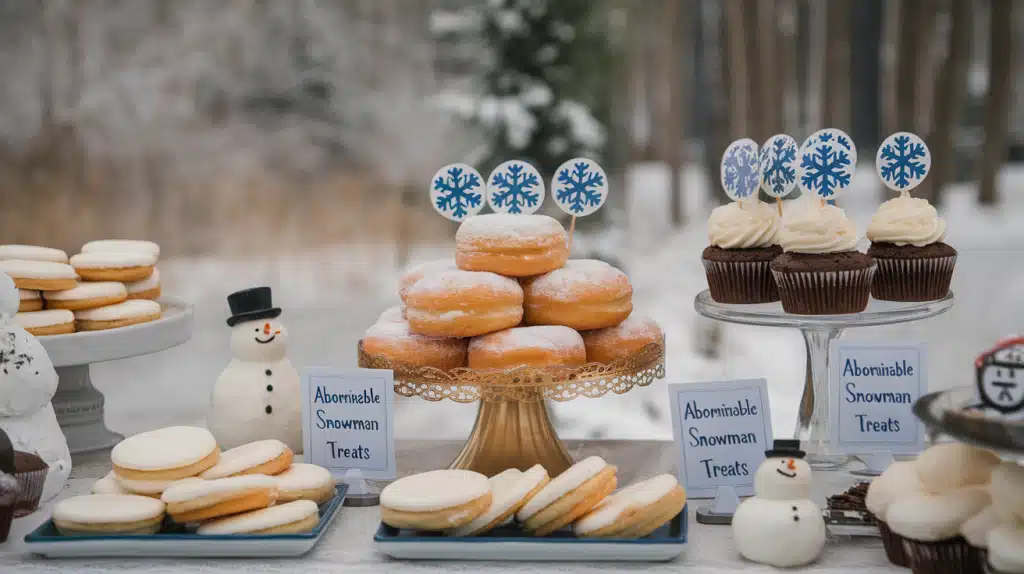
[363,214,663,372]
[0,240,163,336]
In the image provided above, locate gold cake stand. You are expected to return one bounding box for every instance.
[358,338,666,477]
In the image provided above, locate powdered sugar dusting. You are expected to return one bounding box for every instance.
[593,314,662,340]
[470,326,584,354]
[365,319,454,344]
[376,306,405,324]
[527,259,630,300]
[407,269,522,299]
[456,213,566,243]
[399,259,458,297]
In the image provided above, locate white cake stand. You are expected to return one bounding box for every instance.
[37,297,193,454]
[694,291,954,469]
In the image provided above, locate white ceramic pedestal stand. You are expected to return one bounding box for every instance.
[695,290,953,470]
[37,297,193,454]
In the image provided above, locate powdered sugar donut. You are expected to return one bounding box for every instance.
[0,260,77,291]
[18,289,41,312]
[0,245,68,264]
[523,259,633,330]
[377,305,405,323]
[198,499,320,535]
[455,214,569,277]
[274,463,336,504]
[81,239,160,259]
[468,326,585,370]
[70,252,156,282]
[405,269,523,338]
[581,314,662,364]
[380,469,492,531]
[399,259,458,302]
[363,320,468,370]
[15,309,75,336]
[448,465,550,537]
[200,439,294,479]
[44,281,127,311]
[125,268,161,300]
[74,299,161,331]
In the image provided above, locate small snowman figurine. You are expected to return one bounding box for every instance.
[207,287,302,452]
[731,439,825,567]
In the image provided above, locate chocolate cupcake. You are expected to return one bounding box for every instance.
[886,486,990,574]
[13,451,48,517]
[961,505,1001,573]
[866,194,955,301]
[770,203,875,314]
[0,429,17,542]
[702,201,782,303]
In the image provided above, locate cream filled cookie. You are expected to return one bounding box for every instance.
[200,439,294,479]
[405,269,523,338]
[455,214,569,277]
[125,268,161,300]
[517,456,617,536]
[915,442,999,493]
[112,426,220,482]
[18,289,42,312]
[363,320,468,371]
[70,252,157,282]
[467,326,585,370]
[581,314,663,364]
[162,474,278,523]
[274,463,336,504]
[81,239,160,259]
[574,474,687,538]
[0,245,68,264]
[198,500,320,535]
[44,281,127,311]
[448,465,550,537]
[0,260,77,291]
[380,469,492,531]
[115,475,203,498]
[74,299,161,331]
[15,309,75,336]
[523,260,632,331]
[52,494,166,536]
[398,259,458,302]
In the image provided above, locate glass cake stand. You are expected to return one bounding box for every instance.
[694,291,954,469]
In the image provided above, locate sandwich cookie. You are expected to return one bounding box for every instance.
[200,439,294,479]
[574,474,687,538]
[380,469,492,531]
[75,299,161,331]
[92,471,129,495]
[161,474,279,523]
[18,289,42,312]
[125,268,161,300]
[70,252,157,282]
[44,281,127,311]
[198,499,320,535]
[15,309,75,336]
[81,239,161,259]
[115,476,204,498]
[52,494,166,535]
[112,426,220,482]
[274,463,337,504]
[516,456,617,536]
[447,465,550,537]
[0,260,77,291]
[0,245,68,263]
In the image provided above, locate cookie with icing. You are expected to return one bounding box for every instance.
[18,290,41,313]
[70,252,156,283]
[125,268,161,301]
[111,426,219,482]
[0,245,68,264]
[0,260,77,291]
[81,240,160,259]
[516,456,617,536]
[574,474,686,538]
[447,465,550,537]
[161,474,278,523]
[200,439,294,479]
[380,469,492,531]
[53,494,166,535]
[274,463,336,504]
[15,309,75,336]
[198,499,319,535]
[45,282,127,311]
[74,299,161,331]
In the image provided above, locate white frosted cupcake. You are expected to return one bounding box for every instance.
[867,194,956,302]
[866,461,924,567]
[701,201,782,303]
[987,524,1024,573]
[886,486,990,574]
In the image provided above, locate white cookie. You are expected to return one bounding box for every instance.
[517,456,607,522]
[197,500,319,535]
[449,465,549,537]
[81,240,160,259]
[112,426,218,474]
[0,245,68,263]
[200,439,292,479]
[381,469,490,512]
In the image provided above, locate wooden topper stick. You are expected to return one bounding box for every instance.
[776,196,783,217]
[567,215,577,253]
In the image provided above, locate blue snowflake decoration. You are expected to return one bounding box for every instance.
[551,158,608,217]
[759,134,799,198]
[487,160,545,215]
[876,131,931,193]
[720,138,760,201]
[429,163,485,222]
[797,128,858,199]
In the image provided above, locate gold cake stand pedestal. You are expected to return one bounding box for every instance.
[358,338,666,477]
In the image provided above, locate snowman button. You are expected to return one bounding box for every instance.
[265,369,272,376]
[793,516,799,522]
[267,384,273,392]
[265,405,273,414]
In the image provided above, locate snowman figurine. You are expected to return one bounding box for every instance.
[207,287,302,452]
[731,439,826,567]
[0,272,71,502]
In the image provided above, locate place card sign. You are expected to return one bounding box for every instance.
[829,342,927,454]
[301,367,397,480]
[668,379,774,498]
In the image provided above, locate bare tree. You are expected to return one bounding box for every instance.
[665,0,687,226]
[879,0,899,138]
[979,0,1014,205]
[894,0,923,131]
[823,0,851,130]
[725,0,749,137]
[777,0,799,134]
[757,0,781,138]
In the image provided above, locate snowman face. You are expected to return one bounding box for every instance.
[754,456,812,500]
[980,362,1024,413]
[230,319,288,361]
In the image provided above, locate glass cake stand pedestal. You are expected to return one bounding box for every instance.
[694,291,954,469]
[38,297,193,454]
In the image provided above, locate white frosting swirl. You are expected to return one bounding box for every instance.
[707,202,781,249]
[779,204,859,254]
[866,195,946,246]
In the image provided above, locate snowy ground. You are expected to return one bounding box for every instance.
[93,163,1024,443]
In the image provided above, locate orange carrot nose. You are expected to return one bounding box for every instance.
[263,323,271,335]
[274,330,281,335]
[787,459,796,470]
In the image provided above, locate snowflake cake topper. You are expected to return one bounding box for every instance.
[551,158,608,217]
[876,132,931,194]
[759,134,799,198]
[798,128,858,199]
[720,138,760,202]
[430,163,485,222]
[487,160,546,215]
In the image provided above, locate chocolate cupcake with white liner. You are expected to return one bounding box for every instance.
[886,486,991,574]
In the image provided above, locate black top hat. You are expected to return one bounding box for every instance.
[226,287,281,327]
[765,439,806,459]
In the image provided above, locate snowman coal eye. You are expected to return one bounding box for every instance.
[255,328,259,332]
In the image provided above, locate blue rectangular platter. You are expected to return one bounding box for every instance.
[24,484,348,558]
[373,503,688,562]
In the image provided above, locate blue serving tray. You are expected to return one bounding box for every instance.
[24,484,348,558]
[374,503,688,562]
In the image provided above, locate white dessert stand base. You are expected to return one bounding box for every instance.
[37,297,193,454]
[694,291,954,470]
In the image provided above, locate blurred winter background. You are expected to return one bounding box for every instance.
[1,0,1021,442]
